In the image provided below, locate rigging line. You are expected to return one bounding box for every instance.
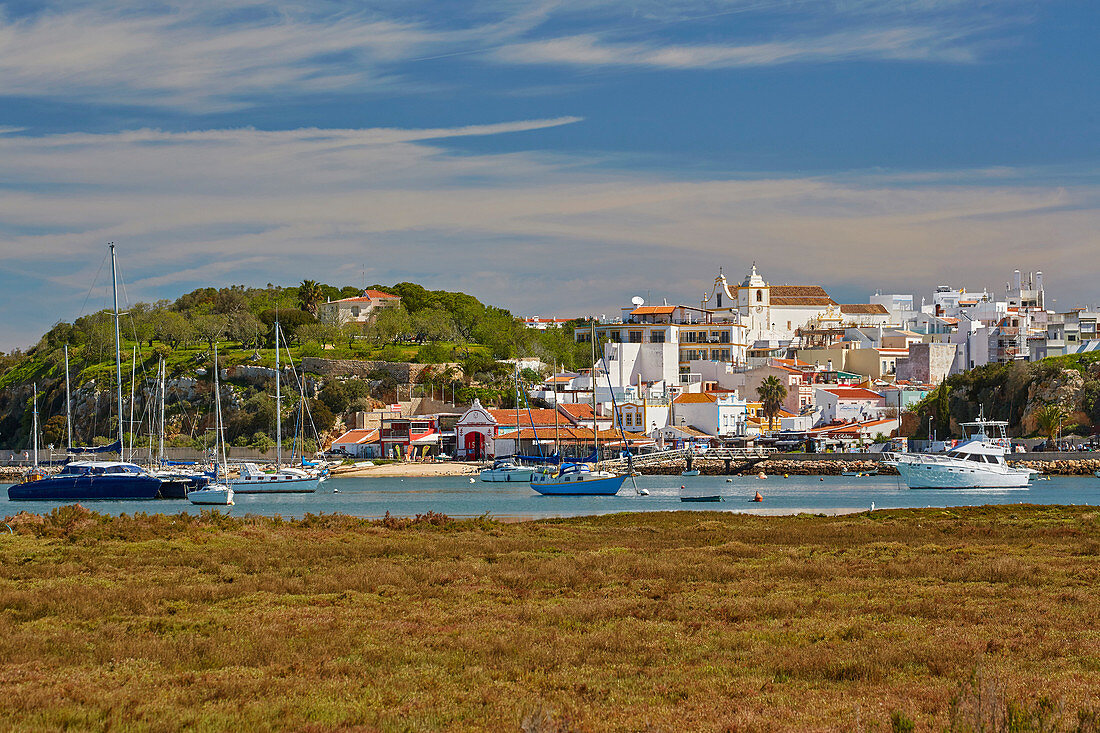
[76,249,110,319]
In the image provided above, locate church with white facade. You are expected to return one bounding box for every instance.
[701,265,844,343]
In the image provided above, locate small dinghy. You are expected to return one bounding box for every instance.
[680,494,721,502]
[680,469,701,477]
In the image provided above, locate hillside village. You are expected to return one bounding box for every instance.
[2,265,1098,463]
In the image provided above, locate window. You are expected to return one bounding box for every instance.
[624,413,633,426]
[756,290,763,302]
[719,331,730,343]
[351,306,360,317]
[717,293,722,308]
[650,330,665,343]
[629,331,643,343]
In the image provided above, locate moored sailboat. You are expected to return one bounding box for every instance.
[227,323,320,493]
[8,245,165,501]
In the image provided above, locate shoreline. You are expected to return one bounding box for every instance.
[4,454,1099,481]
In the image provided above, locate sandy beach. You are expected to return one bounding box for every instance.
[328,461,483,478]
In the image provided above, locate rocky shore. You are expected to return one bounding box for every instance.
[637,456,1100,476]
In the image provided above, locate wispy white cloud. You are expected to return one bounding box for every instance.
[493,25,985,69]
[0,120,1097,350]
[0,0,1032,111]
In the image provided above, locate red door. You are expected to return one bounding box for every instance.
[464,432,484,460]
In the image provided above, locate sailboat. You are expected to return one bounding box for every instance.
[228,323,320,493]
[189,344,233,505]
[9,245,164,501]
[150,357,210,498]
[530,320,629,496]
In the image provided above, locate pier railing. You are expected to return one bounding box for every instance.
[601,446,775,469]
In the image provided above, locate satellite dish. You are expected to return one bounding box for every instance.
[631,296,645,306]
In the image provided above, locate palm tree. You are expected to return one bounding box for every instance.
[1034,402,1068,446]
[756,375,788,434]
[297,280,324,315]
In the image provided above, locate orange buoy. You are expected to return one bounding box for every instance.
[752,491,763,502]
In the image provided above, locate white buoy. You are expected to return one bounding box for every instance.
[726,478,733,483]
[469,478,475,483]
[639,488,650,496]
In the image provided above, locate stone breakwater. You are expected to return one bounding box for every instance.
[639,457,1100,476]
[1008,459,1100,476]
[642,459,897,476]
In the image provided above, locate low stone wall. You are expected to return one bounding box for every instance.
[301,358,462,383]
[1007,458,1100,476]
[636,452,1100,476]
[640,457,895,476]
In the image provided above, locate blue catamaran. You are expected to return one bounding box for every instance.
[8,245,165,501]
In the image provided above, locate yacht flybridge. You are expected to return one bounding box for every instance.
[882,412,1036,489]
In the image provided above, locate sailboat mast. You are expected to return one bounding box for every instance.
[553,363,559,460]
[590,319,598,462]
[213,343,226,481]
[109,244,124,450]
[158,357,166,465]
[63,344,72,449]
[514,364,521,458]
[275,322,282,468]
[128,345,137,460]
[32,383,39,468]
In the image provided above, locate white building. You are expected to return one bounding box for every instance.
[317,289,402,326]
[701,265,838,342]
[669,391,749,438]
[814,387,887,425]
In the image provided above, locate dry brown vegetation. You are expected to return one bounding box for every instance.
[2,505,1100,731]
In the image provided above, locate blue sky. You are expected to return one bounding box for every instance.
[1,0,1098,348]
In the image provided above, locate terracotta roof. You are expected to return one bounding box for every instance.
[511,426,649,442]
[630,306,676,315]
[364,289,399,299]
[673,392,717,404]
[840,304,889,315]
[332,429,379,445]
[772,296,837,307]
[770,286,837,307]
[488,409,577,428]
[557,403,598,421]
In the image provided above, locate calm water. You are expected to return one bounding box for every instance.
[3,474,1098,520]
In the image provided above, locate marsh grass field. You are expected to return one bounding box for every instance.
[2,505,1100,731]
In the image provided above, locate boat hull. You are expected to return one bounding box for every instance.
[529,473,627,496]
[188,485,234,505]
[8,475,163,501]
[893,462,1032,489]
[680,495,721,502]
[480,469,534,483]
[229,477,319,494]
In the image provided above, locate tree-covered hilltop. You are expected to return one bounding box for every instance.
[0,281,591,451]
[905,351,1100,441]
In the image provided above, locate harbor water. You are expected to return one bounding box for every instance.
[3,473,1098,520]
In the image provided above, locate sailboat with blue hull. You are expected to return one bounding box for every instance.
[9,462,163,501]
[529,463,627,495]
[8,245,165,502]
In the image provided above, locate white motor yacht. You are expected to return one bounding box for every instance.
[882,414,1036,489]
[228,463,321,493]
[479,458,537,483]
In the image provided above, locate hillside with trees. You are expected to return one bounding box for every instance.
[0,282,589,451]
[905,352,1100,442]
